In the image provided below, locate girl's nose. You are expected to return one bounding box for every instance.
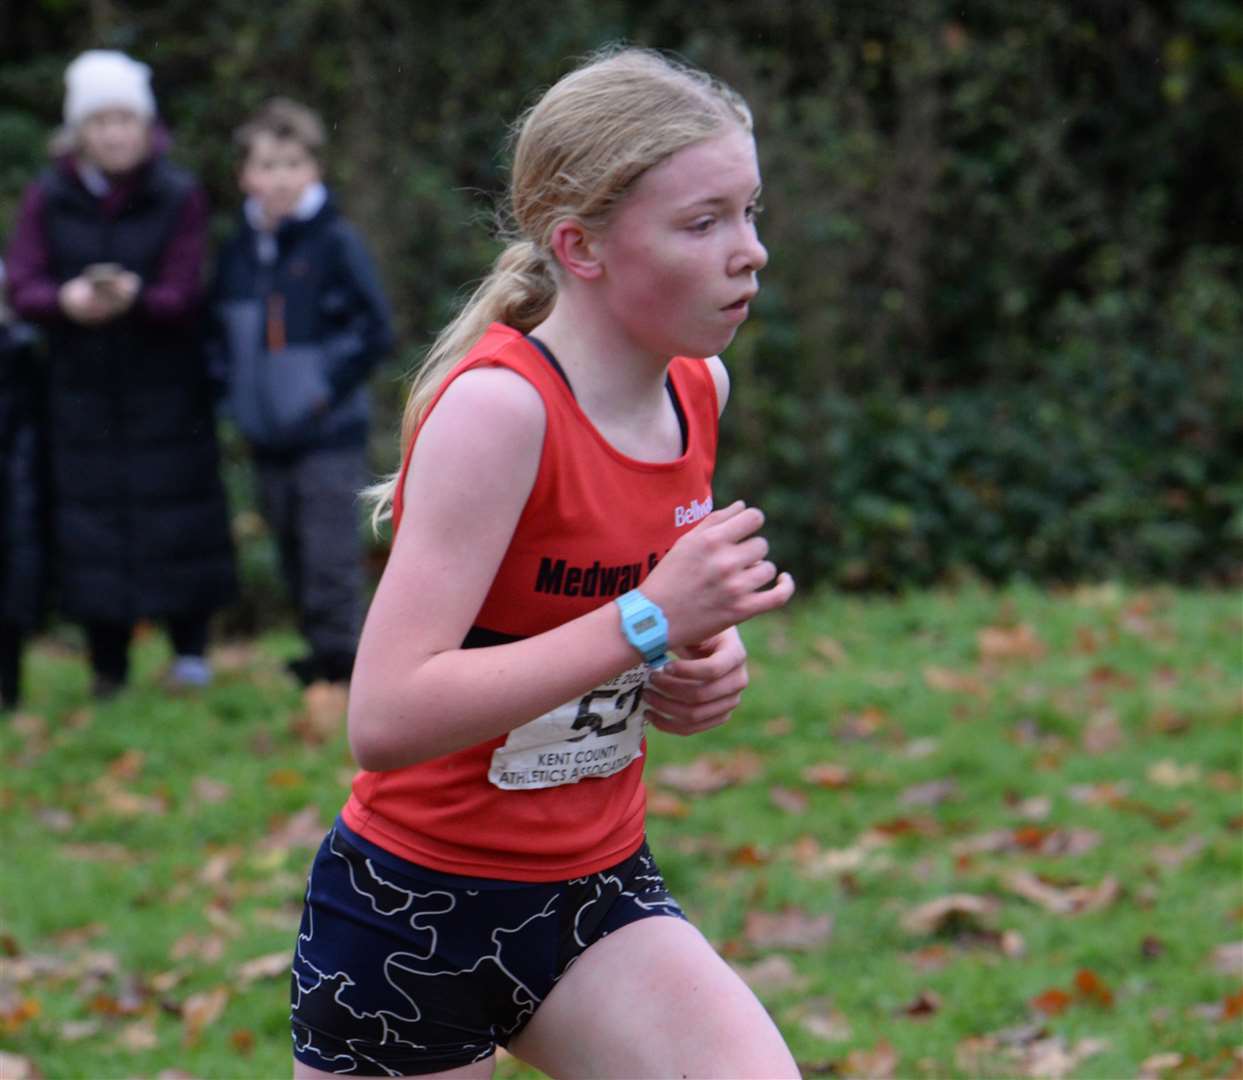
[731,232,768,276]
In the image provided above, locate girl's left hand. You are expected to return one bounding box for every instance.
[643,627,749,737]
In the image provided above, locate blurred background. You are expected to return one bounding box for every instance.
[3,0,1241,619]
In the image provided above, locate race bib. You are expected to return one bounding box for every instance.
[488,664,649,790]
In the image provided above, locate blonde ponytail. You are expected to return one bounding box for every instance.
[364,240,554,528]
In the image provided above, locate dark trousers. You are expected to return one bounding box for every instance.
[256,447,365,662]
[85,612,210,684]
[1,622,22,709]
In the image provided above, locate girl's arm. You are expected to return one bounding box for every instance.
[4,183,62,322]
[347,364,792,772]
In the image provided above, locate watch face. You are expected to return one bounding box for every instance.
[633,615,658,633]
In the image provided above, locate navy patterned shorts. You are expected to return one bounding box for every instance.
[290,819,685,1075]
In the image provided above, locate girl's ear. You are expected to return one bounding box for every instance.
[548,219,604,281]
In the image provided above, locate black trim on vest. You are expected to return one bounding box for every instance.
[525,334,688,455]
[461,625,523,649]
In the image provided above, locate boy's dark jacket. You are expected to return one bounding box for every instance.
[213,192,394,458]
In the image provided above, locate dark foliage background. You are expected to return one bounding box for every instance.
[3,0,1240,603]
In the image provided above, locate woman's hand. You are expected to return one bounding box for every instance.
[640,501,794,649]
[643,626,749,737]
[59,270,141,324]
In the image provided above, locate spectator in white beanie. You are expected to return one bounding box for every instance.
[3,49,237,698]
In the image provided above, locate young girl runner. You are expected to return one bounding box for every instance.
[291,46,799,1079]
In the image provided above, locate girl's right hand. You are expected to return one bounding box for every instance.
[640,500,794,648]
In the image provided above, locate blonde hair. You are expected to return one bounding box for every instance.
[367,45,752,526]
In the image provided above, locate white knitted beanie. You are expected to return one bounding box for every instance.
[63,50,156,128]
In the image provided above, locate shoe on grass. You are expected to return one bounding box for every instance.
[164,655,213,691]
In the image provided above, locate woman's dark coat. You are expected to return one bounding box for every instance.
[4,146,236,622]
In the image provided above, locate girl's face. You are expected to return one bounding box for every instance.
[78,108,150,175]
[239,132,321,226]
[594,127,768,361]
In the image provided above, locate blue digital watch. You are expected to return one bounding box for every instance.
[615,588,670,669]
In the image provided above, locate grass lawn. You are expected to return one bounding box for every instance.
[1,584,1240,1078]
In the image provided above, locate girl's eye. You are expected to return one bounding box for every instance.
[745,201,765,222]
[689,217,716,234]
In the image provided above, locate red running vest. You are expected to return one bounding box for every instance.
[343,323,721,880]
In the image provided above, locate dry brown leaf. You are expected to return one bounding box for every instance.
[836,707,888,740]
[1082,708,1125,753]
[236,951,291,984]
[182,986,229,1046]
[292,681,349,744]
[1003,871,1119,915]
[769,786,809,814]
[116,1018,159,1051]
[842,1039,899,1079]
[107,748,145,780]
[978,623,1046,661]
[59,1019,101,1041]
[923,665,988,696]
[743,908,833,951]
[0,1052,42,1079]
[169,931,226,964]
[900,989,942,1018]
[1210,941,1243,976]
[1018,1036,1110,1079]
[259,806,325,853]
[653,750,763,795]
[191,776,233,804]
[1151,835,1206,870]
[645,790,689,818]
[787,997,851,1043]
[901,894,999,936]
[1147,759,1201,788]
[899,778,960,807]
[1138,1052,1184,1080]
[801,762,853,789]
[813,636,848,664]
[730,954,807,994]
[199,849,239,886]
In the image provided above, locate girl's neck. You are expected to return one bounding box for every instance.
[532,298,669,416]
[531,297,684,463]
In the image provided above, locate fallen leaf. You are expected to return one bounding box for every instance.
[1150,835,1206,870]
[191,776,233,804]
[116,1018,159,1051]
[978,624,1045,661]
[259,806,325,853]
[899,779,959,807]
[923,665,987,696]
[0,1052,42,1079]
[1003,871,1119,915]
[1147,759,1201,788]
[1019,1035,1109,1079]
[236,951,290,984]
[1030,987,1073,1016]
[1073,968,1114,1007]
[1138,1052,1184,1080]
[812,636,848,664]
[654,750,762,794]
[730,955,807,994]
[1210,941,1243,976]
[842,1039,899,1079]
[230,1028,256,1055]
[1082,708,1125,753]
[901,894,999,936]
[645,790,689,818]
[900,989,942,1018]
[836,707,888,740]
[107,749,145,780]
[182,986,229,1046]
[291,681,349,745]
[787,997,851,1043]
[743,908,833,951]
[59,1019,101,1041]
[801,762,853,789]
[769,786,809,814]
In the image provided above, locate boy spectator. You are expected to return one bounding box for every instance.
[215,98,394,685]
